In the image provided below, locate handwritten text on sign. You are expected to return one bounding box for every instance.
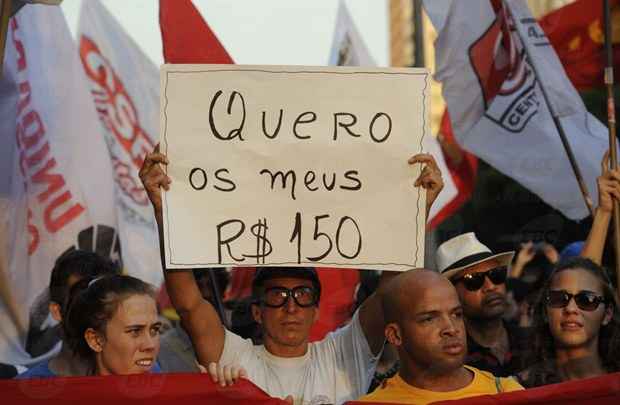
[161,65,429,271]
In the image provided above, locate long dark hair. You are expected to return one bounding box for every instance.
[522,257,620,387]
[63,275,156,373]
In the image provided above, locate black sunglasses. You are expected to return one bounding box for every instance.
[546,290,607,312]
[261,286,318,308]
[454,266,508,291]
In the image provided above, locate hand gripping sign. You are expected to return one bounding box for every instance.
[161,65,429,271]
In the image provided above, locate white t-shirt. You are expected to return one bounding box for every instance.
[219,310,379,405]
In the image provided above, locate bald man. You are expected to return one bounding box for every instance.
[358,270,522,404]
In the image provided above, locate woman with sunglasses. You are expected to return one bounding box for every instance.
[519,257,620,387]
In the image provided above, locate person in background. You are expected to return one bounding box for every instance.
[507,241,559,328]
[435,232,527,377]
[16,250,119,378]
[359,269,522,404]
[519,257,620,387]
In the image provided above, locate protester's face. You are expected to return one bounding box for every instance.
[392,280,466,373]
[546,269,611,350]
[454,259,507,320]
[94,294,161,375]
[253,277,318,349]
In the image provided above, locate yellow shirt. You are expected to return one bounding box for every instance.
[358,366,523,404]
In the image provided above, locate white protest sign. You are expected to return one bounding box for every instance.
[161,65,429,271]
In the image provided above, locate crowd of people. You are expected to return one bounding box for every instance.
[6,146,620,405]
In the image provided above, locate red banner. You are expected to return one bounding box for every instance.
[2,373,287,405]
[347,371,620,405]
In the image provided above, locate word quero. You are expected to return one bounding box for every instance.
[208,90,393,143]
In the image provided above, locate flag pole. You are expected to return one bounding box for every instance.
[207,269,228,328]
[0,0,12,77]
[603,0,620,295]
[413,0,425,68]
[507,2,595,217]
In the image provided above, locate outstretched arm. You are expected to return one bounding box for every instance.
[140,145,225,364]
[358,153,444,355]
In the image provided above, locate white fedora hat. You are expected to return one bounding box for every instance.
[436,232,514,280]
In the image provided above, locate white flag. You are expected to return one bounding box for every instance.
[328,0,457,224]
[77,0,163,286]
[328,1,375,66]
[0,5,118,365]
[428,0,607,220]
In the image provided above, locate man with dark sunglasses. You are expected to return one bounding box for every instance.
[436,233,526,377]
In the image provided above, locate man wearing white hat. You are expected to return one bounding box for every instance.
[436,233,525,377]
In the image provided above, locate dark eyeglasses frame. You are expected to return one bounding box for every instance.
[546,290,608,312]
[260,286,318,308]
[453,266,508,291]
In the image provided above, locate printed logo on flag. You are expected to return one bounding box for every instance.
[78,35,154,209]
[469,6,540,133]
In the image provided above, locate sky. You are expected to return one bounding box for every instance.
[60,0,390,67]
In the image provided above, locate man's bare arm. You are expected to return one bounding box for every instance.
[358,271,398,355]
[140,145,225,364]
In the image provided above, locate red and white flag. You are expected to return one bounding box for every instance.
[0,4,117,366]
[426,0,609,220]
[77,0,162,286]
[428,111,478,229]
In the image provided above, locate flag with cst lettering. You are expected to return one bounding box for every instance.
[426,0,609,220]
[77,0,163,286]
[0,4,117,366]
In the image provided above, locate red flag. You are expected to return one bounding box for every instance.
[541,0,620,91]
[309,268,359,341]
[4,373,286,405]
[159,0,233,64]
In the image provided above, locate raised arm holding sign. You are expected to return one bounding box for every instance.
[140,65,442,405]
